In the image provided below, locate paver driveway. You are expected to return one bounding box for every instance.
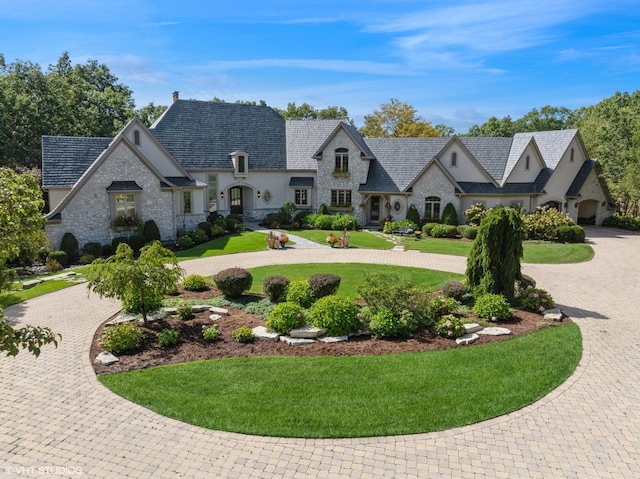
[1,227,639,478]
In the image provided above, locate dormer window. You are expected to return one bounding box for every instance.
[451,152,457,167]
[230,151,249,177]
[133,130,140,146]
[335,148,349,172]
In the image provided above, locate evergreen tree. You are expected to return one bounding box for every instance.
[466,206,524,300]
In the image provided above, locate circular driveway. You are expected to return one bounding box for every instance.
[2,227,640,478]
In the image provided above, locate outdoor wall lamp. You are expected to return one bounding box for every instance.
[257,190,261,198]
[220,192,224,199]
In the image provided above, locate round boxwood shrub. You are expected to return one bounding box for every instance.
[143,219,161,242]
[100,323,144,353]
[157,328,180,347]
[47,250,69,267]
[308,295,360,336]
[457,225,478,240]
[211,225,225,237]
[263,275,290,302]
[472,293,512,321]
[442,281,467,301]
[202,325,220,342]
[308,273,341,299]
[182,274,208,292]
[197,221,213,238]
[83,242,102,258]
[285,280,315,308]
[101,244,113,257]
[430,224,447,238]
[443,225,459,238]
[422,222,439,236]
[214,267,253,298]
[176,234,194,249]
[79,254,96,265]
[128,234,147,254]
[111,236,129,251]
[556,225,574,243]
[232,326,253,343]
[266,301,306,334]
[571,225,585,243]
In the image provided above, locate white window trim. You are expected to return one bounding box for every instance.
[230,151,249,178]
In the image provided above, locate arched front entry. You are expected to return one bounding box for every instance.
[230,186,243,215]
[578,199,598,225]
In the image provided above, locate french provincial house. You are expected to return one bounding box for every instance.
[42,94,613,251]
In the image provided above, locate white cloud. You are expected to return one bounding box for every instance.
[199,58,408,76]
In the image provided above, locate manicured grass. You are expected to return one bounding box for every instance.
[404,237,594,264]
[286,229,395,249]
[99,323,581,438]
[174,232,271,260]
[246,263,463,297]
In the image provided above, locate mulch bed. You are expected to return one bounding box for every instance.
[91,286,568,376]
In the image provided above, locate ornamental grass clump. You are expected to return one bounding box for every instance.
[308,295,361,336]
[521,288,554,313]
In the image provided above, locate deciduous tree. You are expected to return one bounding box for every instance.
[360,99,442,138]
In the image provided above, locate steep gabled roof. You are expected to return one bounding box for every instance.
[500,135,546,185]
[42,136,112,188]
[513,129,578,169]
[312,122,375,161]
[459,136,513,182]
[150,100,287,170]
[360,137,450,192]
[286,119,345,169]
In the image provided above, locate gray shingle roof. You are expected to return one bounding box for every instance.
[566,160,595,197]
[460,137,513,181]
[150,100,287,170]
[286,119,345,169]
[513,129,577,169]
[361,138,450,192]
[288,177,314,187]
[42,136,112,188]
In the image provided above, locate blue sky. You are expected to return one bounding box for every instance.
[1,0,639,133]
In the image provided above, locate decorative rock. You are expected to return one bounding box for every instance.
[478,327,512,336]
[191,305,212,313]
[318,335,349,343]
[163,307,178,315]
[106,314,137,325]
[209,314,223,321]
[22,279,44,289]
[464,323,483,334]
[290,325,327,339]
[279,336,315,346]
[350,328,372,337]
[94,352,119,365]
[209,306,229,316]
[544,309,565,322]
[456,333,479,345]
[252,326,280,342]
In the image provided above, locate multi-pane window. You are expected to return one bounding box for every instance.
[115,194,136,218]
[331,189,352,207]
[238,155,246,173]
[335,148,349,172]
[424,196,441,221]
[295,189,308,206]
[183,191,192,214]
[208,174,217,212]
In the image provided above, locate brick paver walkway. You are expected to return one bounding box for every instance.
[2,227,639,478]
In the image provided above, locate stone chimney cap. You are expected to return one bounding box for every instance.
[172,91,179,102]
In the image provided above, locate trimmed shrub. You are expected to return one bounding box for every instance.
[182,274,208,292]
[79,254,96,265]
[307,213,333,230]
[83,242,102,258]
[157,328,180,347]
[47,250,69,267]
[308,273,341,299]
[211,225,225,237]
[473,293,512,321]
[571,225,585,243]
[435,315,466,338]
[101,244,113,257]
[128,234,147,254]
[443,225,458,238]
[318,203,330,215]
[603,213,640,231]
[176,234,194,249]
[369,309,418,339]
[192,229,208,244]
[422,222,439,236]
[308,295,361,336]
[60,232,79,263]
[285,280,315,308]
[266,301,306,334]
[279,201,297,223]
[521,288,554,313]
[202,325,220,342]
[556,225,573,243]
[457,225,478,239]
[263,212,289,228]
[143,220,161,242]
[442,281,467,301]
[214,267,253,298]
[441,203,458,226]
[111,236,128,251]
[430,224,447,238]
[331,213,357,231]
[406,204,421,228]
[100,323,144,353]
[226,214,244,224]
[293,210,311,226]
[232,326,253,343]
[197,221,213,238]
[263,275,290,302]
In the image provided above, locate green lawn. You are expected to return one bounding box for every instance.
[174,232,270,260]
[246,263,462,297]
[285,229,395,250]
[99,322,581,438]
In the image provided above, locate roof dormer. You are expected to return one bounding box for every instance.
[230,151,249,178]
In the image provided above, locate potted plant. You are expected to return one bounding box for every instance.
[326,233,339,247]
[277,233,289,249]
[266,231,278,249]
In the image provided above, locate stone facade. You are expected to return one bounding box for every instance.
[409,164,461,223]
[45,142,176,250]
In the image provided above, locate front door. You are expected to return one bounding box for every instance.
[370,196,380,223]
[230,187,243,215]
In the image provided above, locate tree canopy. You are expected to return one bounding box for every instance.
[359,99,442,138]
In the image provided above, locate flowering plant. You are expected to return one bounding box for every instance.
[435,315,466,338]
[111,215,141,228]
[521,288,554,313]
[326,233,339,245]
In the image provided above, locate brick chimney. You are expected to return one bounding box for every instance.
[172,91,179,102]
